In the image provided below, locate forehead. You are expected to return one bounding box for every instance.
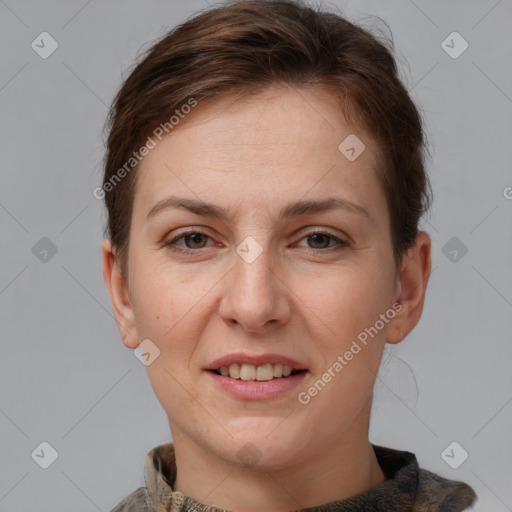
[133,84,385,221]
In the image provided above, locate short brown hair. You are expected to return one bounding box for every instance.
[101,0,431,278]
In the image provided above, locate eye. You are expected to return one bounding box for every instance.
[165,228,213,254]
[296,229,349,252]
[164,228,349,256]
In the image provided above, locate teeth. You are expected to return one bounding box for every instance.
[239,363,256,381]
[229,363,240,379]
[273,363,283,377]
[217,363,299,381]
[256,364,274,381]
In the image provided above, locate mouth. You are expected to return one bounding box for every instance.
[203,353,309,398]
[205,362,309,400]
[208,363,306,381]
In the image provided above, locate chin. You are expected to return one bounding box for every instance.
[213,429,299,468]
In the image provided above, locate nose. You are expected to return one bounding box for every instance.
[218,243,291,333]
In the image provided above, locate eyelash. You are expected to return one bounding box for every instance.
[164,228,349,256]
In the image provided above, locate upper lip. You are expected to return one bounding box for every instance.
[204,352,308,371]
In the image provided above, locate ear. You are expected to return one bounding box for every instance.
[102,239,140,349]
[387,231,432,344]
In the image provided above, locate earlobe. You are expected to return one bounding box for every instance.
[101,239,140,349]
[386,231,432,344]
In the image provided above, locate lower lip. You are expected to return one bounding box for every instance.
[204,370,309,399]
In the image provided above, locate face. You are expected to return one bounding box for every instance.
[106,84,413,470]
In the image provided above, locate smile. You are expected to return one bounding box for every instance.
[212,363,304,381]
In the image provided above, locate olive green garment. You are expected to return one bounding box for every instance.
[111,442,477,512]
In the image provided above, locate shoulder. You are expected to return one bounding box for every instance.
[110,486,154,512]
[413,467,477,511]
[372,444,477,511]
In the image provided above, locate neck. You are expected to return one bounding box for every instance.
[171,410,386,511]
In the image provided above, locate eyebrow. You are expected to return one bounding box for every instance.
[146,195,372,223]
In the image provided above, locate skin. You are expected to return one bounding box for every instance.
[103,84,431,512]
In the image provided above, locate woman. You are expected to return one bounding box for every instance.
[101,0,477,510]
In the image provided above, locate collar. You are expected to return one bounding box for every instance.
[143,442,475,511]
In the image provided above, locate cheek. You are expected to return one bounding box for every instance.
[132,269,201,413]
[130,260,194,334]
[301,266,394,405]
[297,274,389,426]
[132,275,175,336]
[130,266,213,372]
[308,268,392,338]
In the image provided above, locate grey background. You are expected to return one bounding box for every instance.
[1,0,511,510]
